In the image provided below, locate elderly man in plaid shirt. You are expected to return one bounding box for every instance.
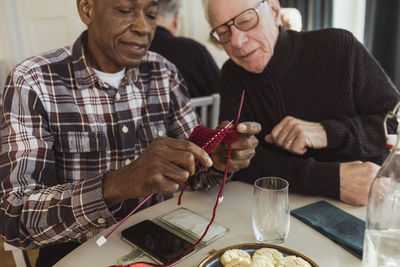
[0,0,261,265]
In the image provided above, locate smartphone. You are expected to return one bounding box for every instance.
[121,220,195,264]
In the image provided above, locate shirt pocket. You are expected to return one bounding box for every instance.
[54,131,109,182]
[54,131,108,153]
[137,121,167,148]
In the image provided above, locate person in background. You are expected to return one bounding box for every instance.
[0,0,261,266]
[204,0,400,206]
[280,7,302,32]
[150,0,220,98]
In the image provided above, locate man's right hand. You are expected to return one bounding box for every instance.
[340,161,380,206]
[102,137,213,208]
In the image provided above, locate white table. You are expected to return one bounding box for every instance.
[56,181,365,267]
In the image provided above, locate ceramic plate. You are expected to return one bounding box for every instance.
[198,243,319,267]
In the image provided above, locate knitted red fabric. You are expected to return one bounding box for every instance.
[177,124,238,205]
[188,125,239,153]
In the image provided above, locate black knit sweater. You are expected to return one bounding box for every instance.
[219,27,400,199]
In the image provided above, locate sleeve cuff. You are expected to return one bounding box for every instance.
[71,175,117,232]
[320,119,348,149]
[311,161,341,199]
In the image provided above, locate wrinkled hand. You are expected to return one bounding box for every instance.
[211,121,261,173]
[340,161,380,206]
[265,116,327,155]
[103,137,212,207]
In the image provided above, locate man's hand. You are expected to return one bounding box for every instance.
[340,161,380,206]
[103,137,212,207]
[265,116,327,155]
[211,121,261,173]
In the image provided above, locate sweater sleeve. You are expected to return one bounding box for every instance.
[321,35,400,157]
[234,144,340,199]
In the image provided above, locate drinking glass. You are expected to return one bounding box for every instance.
[252,177,290,244]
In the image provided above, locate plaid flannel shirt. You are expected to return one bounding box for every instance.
[0,31,219,249]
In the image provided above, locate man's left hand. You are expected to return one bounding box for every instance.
[265,116,327,155]
[211,121,261,172]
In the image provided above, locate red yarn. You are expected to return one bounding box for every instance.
[130,143,233,267]
[127,126,238,267]
[114,90,246,267]
[188,125,239,153]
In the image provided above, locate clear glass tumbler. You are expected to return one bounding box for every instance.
[252,177,290,244]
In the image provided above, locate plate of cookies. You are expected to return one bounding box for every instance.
[198,243,318,267]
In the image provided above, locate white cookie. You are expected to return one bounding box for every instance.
[249,255,274,267]
[225,258,252,267]
[221,249,252,266]
[278,255,312,267]
[252,248,284,265]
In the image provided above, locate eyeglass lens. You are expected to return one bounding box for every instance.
[213,9,259,43]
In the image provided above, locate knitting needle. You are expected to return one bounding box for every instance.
[96,194,153,247]
[202,120,234,150]
[235,89,246,126]
[218,89,245,204]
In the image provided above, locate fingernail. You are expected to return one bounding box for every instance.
[238,124,247,131]
[208,157,213,166]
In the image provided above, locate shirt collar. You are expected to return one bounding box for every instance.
[71,31,139,90]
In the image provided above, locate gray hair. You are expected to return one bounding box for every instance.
[157,0,182,21]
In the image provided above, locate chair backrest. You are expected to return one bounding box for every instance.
[190,93,220,129]
[3,242,29,267]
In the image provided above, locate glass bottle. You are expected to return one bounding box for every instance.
[362,105,400,267]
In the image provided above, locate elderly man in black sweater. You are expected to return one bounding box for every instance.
[204,0,400,205]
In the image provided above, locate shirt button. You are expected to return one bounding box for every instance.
[97,218,106,224]
[122,125,129,133]
[125,159,131,165]
[157,130,164,137]
[115,92,121,101]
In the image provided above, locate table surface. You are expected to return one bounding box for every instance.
[56,181,365,267]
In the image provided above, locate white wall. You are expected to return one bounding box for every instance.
[0,0,369,72]
[0,0,227,72]
[0,1,6,61]
[0,0,13,75]
[0,0,12,91]
[0,0,85,73]
[333,0,366,43]
[181,0,229,68]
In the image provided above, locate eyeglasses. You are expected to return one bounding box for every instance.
[210,0,266,44]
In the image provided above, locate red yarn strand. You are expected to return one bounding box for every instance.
[177,121,234,204]
[113,91,246,267]
[130,143,233,267]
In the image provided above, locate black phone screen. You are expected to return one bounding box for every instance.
[121,220,195,264]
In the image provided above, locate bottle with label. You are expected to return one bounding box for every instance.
[362,104,400,267]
